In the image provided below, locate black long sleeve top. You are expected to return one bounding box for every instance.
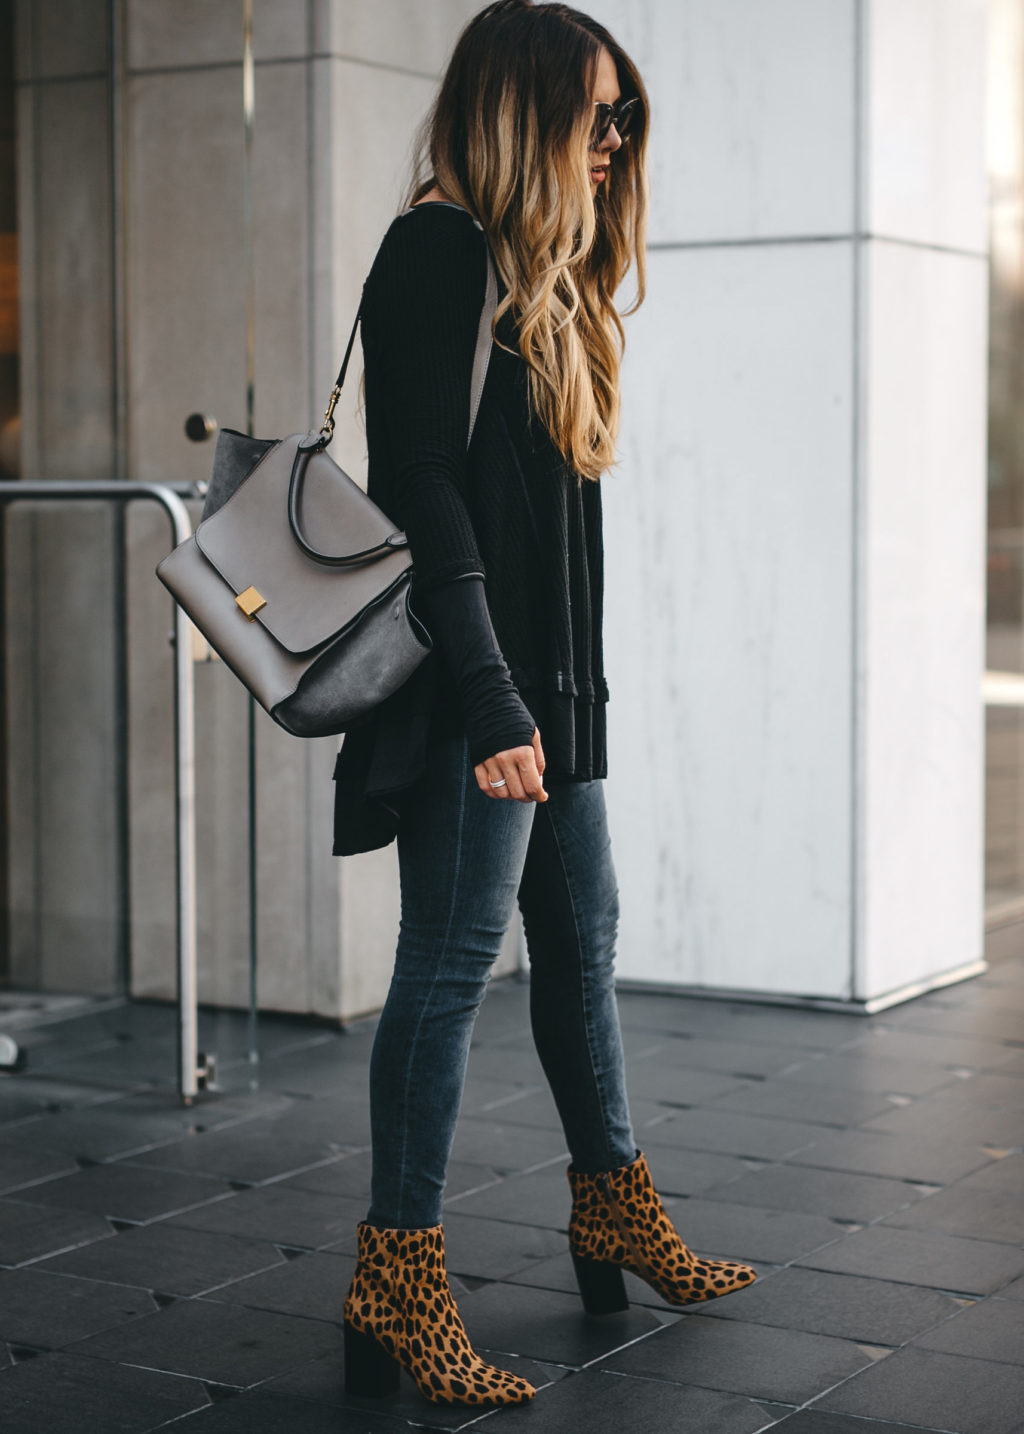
[333,201,609,855]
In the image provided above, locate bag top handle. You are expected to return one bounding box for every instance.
[292,203,499,567]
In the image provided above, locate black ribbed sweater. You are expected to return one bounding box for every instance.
[333,202,609,855]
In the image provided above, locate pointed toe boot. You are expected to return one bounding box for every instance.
[567,1149,757,1314]
[343,1221,535,1407]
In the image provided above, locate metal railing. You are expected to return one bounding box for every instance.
[0,479,210,1104]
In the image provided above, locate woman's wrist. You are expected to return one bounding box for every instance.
[417,575,535,763]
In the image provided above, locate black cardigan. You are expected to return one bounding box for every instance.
[333,203,609,855]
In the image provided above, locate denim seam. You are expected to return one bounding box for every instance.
[391,741,470,1226]
[543,800,619,1174]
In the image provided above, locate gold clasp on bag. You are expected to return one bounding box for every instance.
[235,586,267,620]
[319,385,342,441]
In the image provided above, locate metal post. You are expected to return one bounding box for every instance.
[241,0,260,1091]
[0,480,204,1103]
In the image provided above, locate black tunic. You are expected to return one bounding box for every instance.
[333,202,609,855]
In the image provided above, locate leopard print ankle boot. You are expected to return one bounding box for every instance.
[343,1221,535,1407]
[567,1150,757,1314]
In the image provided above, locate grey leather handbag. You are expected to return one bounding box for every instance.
[156,204,498,739]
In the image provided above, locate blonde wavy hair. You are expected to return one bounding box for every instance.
[400,0,649,481]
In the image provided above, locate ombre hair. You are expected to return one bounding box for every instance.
[401,0,649,481]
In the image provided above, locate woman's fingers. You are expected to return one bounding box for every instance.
[532,727,546,776]
[517,748,547,802]
[479,760,510,797]
[475,738,547,802]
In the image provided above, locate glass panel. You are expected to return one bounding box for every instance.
[986,0,1024,918]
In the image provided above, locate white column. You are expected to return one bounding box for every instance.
[593,0,988,1007]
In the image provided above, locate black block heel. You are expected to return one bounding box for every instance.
[571,1251,629,1315]
[344,1320,401,1396]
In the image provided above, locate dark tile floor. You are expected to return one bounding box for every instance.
[1,952,1023,1434]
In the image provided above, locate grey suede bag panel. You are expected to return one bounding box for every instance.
[156,201,498,739]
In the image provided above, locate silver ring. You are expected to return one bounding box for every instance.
[489,777,507,788]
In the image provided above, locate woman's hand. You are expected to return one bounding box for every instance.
[475,728,547,802]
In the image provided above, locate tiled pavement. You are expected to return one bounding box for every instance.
[1,953,1023,1434]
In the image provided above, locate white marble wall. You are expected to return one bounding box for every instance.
[591,0,988,1004]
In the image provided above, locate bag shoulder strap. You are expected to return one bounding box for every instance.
[322,201,498,450]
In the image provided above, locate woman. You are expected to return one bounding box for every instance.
[337,0,756,1409]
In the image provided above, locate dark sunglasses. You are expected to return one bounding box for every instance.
[590,97,639,147]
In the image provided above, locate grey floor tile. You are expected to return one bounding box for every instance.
[771,1052,965,1096]
[0,1091,60,1124]
[596,990,713,1035]
[991,1048,1024,1076]
[262,1346,562,1430]
[703,1163,925,1223]
[920,1072,1024,1109]
[877,1003,1024,1045]
[38,1222,285,1296]
[0,1073,132,1110]
[859,1099,1024,1148]
[169,1391,421,1432]
[696,1264,964,1345]
[817,1346,1024,1433]
[1,1104,206,1161]
[69,1297,340,1387]
[462,1045,548,1086]
[167,1185,366,1250]
[841,1028,1021,1071]
[504,1247,781,1312]
[995,1275,1024,1300]
[322,1209,567,1284]
[276,1150,495,1205]
[459,1279,676,1365]
[0,1267,156,1347]
[132,1126,358,1185]
[0,1146,78,1195]
[883,1184,1024,1245]
[642,1109,821,1160]
[770,1414,952,1434]
[448,1117,569,1171]
[458,1075,543,1114]
[0,1198,113,1266]
[633,1144,758,1196]
[479,1367,775,1433]
[11,1161,233,1223]
[248,1055,374,1101]
[444,1166,570,1229]
[436,1210,567,1282]
[623,1063,751,1106]
[795,1224,1024,1295]
[0,1351,209,1433]
[604,1312,878,1404]
[49,1041,182,1087]
[659,1196,847,1265]
[783,1129,997,1184]
[705,1079,900,1127]
[640,1035,803,1079]
[958,1152,1024,1194]
[466,1087,562,1130]
[910,1296,1024,1365]
[209,1249,355,1320]
[690,1009,868,1051]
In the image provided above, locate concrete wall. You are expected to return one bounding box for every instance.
[6,0,518,1020]
[4,0,990,1015]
